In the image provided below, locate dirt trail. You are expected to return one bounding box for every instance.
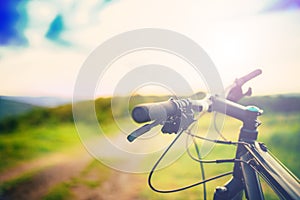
[97,171,144,200]
[0,149,91,199]
[71,170,145,200]
[0,136,147,200]
[0,150,85,184]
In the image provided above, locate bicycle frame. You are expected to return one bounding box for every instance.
[212,97,300,200]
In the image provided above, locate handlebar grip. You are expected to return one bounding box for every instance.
[237,69,262,85]
[132,100,178,123]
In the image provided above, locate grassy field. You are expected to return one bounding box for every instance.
[0,97,299,199]
[0,123,79,172]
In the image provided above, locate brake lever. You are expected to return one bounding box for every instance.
[127,120,161,142]
[226,69,262,102]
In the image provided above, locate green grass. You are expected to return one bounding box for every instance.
[42,183,75,200]
[0,118,121,172]
[0,123,81,171]
[0,96,124,172]
[258,113,300,177]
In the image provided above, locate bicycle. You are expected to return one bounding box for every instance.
[126,69,300,200]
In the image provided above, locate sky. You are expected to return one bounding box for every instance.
[0,0,300,97]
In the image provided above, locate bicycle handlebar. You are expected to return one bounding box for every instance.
[132,100,178,123]
[129,95,262,142]
[129,69,263,142]
[128,98,210,142]
[132,98,210,123]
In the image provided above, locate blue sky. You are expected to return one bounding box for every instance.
[0,0,299,97]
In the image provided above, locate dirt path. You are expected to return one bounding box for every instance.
[97,171,145,200]
[71,170,145,200]
[0,136,147,200]
[0,148,91,199]
[0,147,87,184]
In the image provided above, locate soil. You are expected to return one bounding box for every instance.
[0,145,146,200]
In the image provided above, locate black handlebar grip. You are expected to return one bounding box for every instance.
[132,100,178,123]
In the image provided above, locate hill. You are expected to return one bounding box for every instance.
[1,96,71,107]
[240,94,300,113]
[0,98,37,120]
[0,97,112,133]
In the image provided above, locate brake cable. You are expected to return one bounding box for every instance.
[148,128,234,194]
[192,135,207,200]
[185,125,250,164]
[184,120,251,200]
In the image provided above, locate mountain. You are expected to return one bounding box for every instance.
[0,98,37,120]
[1,96,71,107]
[0,96,72,121]
[0,97,110,133]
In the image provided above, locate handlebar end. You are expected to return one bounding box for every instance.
[127,135,136,142]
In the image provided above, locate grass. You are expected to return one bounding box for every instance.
[42,183,75,200]
[258,114,300,177]
[0,119,120,172]
[0,123,81,172]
